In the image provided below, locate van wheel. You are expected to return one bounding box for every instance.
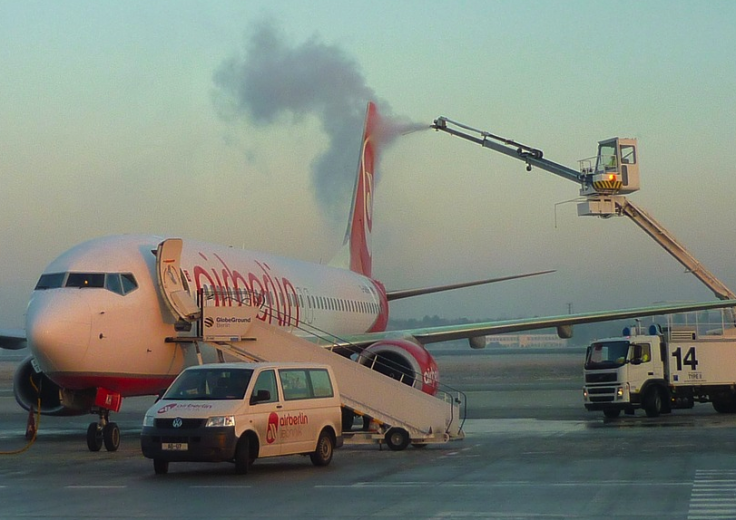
[644,388,663,418]
[153,459,169,475]
[385,428,410,451]
[235,436,254,474]
[310,430,334,467]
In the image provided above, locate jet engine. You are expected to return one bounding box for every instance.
[358,339,439,395]
[13,356,90,416]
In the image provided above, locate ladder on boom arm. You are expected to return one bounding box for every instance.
[617,199,736,301]
[432,117,736,302]
[155,239,465,450]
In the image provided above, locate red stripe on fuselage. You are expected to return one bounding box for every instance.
[368,280,389,332]
[49,372,175,397]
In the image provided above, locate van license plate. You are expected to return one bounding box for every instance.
[162,442,188,451]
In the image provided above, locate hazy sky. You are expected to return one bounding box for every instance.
[1,1,735,329]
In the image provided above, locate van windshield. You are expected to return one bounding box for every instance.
[163,368,254,400]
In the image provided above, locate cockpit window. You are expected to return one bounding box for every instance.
[105,274,123,294]
[34,272,138,295]
[121,273,138,294]
[105,273,139,295]
[66,273,105,288]
[35,273,66,290]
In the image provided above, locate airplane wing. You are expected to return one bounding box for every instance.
[331,299,736,348]
[0,328,27,350]
[385,270,555,301]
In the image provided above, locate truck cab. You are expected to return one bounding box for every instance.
[583,332,667,418]
[141,362,343,475]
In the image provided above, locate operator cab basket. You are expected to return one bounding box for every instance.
[580,137,640,196]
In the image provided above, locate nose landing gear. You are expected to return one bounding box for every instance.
[86,409,120,452]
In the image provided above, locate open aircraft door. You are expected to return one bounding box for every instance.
[156,238,201,322]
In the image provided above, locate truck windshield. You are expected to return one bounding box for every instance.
[163,368,254,400]
[585,341,630,369]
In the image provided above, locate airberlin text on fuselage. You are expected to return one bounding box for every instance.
[189,252,299,328]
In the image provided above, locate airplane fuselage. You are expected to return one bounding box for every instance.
[26,234,388,397]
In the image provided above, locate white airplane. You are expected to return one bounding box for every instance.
[1,102,734,452]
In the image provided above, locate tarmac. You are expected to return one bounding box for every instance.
[3,349,736,519]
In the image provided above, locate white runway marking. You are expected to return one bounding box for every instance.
[689,470,736,520]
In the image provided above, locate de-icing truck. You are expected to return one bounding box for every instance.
[583,314,736,418]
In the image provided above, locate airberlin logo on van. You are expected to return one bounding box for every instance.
[266,412,310,444]
[267,412,279,444]
[158,403,178,414]
[280,413,309,426]
[157,403,213,414]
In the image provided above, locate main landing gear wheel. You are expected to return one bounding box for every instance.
[385,428,410,451]
[86,423,103,452]
[87,409,120,452]
[103,422,120,452]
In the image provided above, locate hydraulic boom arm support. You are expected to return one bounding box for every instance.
[616,199,736,300]
[432,117,582,183]
[433,116,736,302]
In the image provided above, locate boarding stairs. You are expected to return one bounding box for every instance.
[202,302,465,446]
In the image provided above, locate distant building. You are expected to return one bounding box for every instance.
[485,334,568,348]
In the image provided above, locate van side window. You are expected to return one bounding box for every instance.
[252,370,278,403]
[309,369,334,398]
[279,369,333,400]
[280,369,310,400]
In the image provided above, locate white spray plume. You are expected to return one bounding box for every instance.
[213,20,428,224]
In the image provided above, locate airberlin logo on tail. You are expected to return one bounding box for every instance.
[361,137,375,236]
[350,125,376,277]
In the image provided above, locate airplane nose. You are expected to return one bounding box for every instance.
[26,292,91,374]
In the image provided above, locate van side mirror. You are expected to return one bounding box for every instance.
[250,389,271,404]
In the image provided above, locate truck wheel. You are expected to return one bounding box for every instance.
[644,388,663,418]
[385,428,410,451]
[310,430,335,467]
[603,409,621,419]
[234,436,254,475]
[713,398,736,413]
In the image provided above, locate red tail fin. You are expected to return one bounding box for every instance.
[331,102,380,277]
